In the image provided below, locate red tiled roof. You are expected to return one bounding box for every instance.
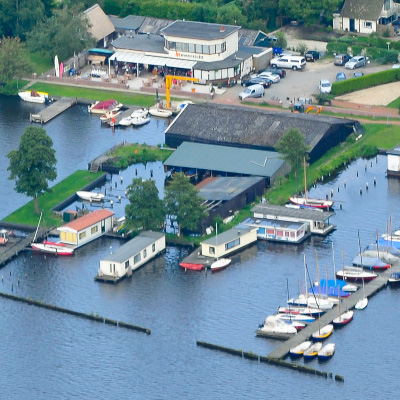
[60,209,114,232]
[196,177,216,189]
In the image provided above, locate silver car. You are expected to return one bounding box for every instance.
[345,56,366,70]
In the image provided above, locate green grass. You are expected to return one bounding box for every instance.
[3,170,104,227]
[27,52,53,75]
[320,110,400,121]
[387,97,400,109]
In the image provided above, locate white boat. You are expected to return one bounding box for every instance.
[256,316,297,339]
[88,100,123,114]
[76,191,105,202]
[211,258,231,272]
[332,310,354,327]
[303,342,323,359]
[131,116,150,126]
[342,283,358,292]
[355,297,368,310]
[274,313,315,323]
[288,294,334,310]
[289,341,312,357]
[277,306,325,317]
[118,116,133,126]
[100,110,121,122]
[131,108,149,118]
[336,266,377,282]
[31,242,74,256]
[312,324,334,341]
[148,107,173,118]
[318,343,335,360]
[18,90,49,103]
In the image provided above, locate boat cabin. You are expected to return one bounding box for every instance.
[57,209,114,248]
[387,147,400,177]
[96,231,165,283]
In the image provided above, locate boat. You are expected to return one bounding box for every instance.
[18,90,49,103]
[277,306,325,317]
[131,108,149,118]
[131,116,150,126]
[303,342,323,359]
[118,116,134,126]
[76,191,105,202]
[389,272,400,284]
[336,266,377,282]
[289,157,334,211]
[255,316,297,339]
[211,223,231,272]
[289,341,312,357]
[288,294,334,310]
[274,313,315,324]
[308,285,350,298]
[352,255,391,270]
[148,107,173,118]
[318,343,335,360]
[355,297,368,310]
[179,262,204,271]
[316,279,357,294]
[88,100,123,114]
[312,324,334,341]
[333,310,354,327]
[100,110,121,123]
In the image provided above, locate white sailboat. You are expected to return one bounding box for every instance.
[355,230,368,310]
[211,224,231,272]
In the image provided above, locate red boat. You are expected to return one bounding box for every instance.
[336,267,377,282]
[179,263,204,271]
[332,310,354,327]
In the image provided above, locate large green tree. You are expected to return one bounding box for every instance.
[0,37,33,86]
[164,173,207,236]
[125,178,165,231]
[7,126,57,214]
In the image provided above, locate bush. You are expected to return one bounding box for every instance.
[326,41,349,55]
[297,42,308,55]
[275,31,287,50]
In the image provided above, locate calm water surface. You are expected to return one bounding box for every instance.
[0,95,399,398]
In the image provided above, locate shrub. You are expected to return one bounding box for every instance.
[275,31,287,49]
[326,41,349,55]
[350,45,363,55]
[297,42,308,55]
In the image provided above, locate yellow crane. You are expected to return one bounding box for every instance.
[165,75,199,109]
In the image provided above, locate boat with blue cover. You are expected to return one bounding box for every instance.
[352,255,391,270]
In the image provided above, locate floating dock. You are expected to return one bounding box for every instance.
[30,97,77,124]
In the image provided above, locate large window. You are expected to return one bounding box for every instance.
[166,40,225,55]
[209,246,215,254]
[134,253,141,264]
[91,226,98,234]
[79,231,86,240]
[364,21,372,28]
[225,238,240,250]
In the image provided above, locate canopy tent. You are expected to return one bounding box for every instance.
[87,55,107,65]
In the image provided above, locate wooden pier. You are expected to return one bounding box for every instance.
[30,97,77,124]
[267,261,400,359]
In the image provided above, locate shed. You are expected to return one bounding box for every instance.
[387,147,400,177]
[57,209,114,248]
[96,231,165,283]
[84,4,115,47]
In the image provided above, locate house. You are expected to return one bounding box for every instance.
[386,147,400,177]
[84,4,115,47]
[333,0,400,35]
[96,231,165,283]
[57,209,114,248]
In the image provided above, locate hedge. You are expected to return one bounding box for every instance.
[331,68,400,96]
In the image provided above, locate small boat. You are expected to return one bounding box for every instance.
[332,310,354,327]
[277,306,325,317]
[148,107,173,118]
[355,297,368,310]
[318,343,335,360]
[342,283,358,292]
[18,90,49,103]
[352,255,391,270]
[31,242,74,256]
[255,316,297,339]
[317,279,357,293]
[131,108,149,118]
[211,258,231,272]
[76,191,105,202]
[336,266,377,282]
[100,110,120,122]
[303,342,323,359]
[308,285,350,298]
[275,313,315,324]
[289,341,312,357]
[389,272,400,284]
[312,324,334,341]
[179,262,204,271]
[288,294,334,310]
[88,100,123,114]
[131,116,150,126]
[289,195,334,211]
[118,116,134,126]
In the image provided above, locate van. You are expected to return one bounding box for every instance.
[270,55,306,70]
[334,54,351,66]
[239,84,265,100]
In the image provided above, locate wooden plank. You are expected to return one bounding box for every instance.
[30,97,76,124]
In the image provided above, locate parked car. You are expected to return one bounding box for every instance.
[239,84,265,100]
[334,54,351,66]
[270,55,306,70]
[319,79,332,94]
[345,56,366,69]
[262,67,286,78]
[354,72,364,78]
[305,50,320,62]
[336,72,346,81]
[257,71,280,83]
[241,76,272,88]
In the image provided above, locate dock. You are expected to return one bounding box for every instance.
[30,97,77,124]
[110,106,137,126]
[267,261,400,359]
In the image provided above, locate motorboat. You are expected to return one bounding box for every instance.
[289,341,312,357]
[18,90,49,103]
[312,324,334,341]
[118,116,133,127]
[389,272,400,284]
[179,262,204,271]
[336,266,377,282]
[131,116,150,126]
[31,242,74,256]
[303,342,323,359]
[211,258,231,272]
[76,191,105,202]
[131,108,149,118]
[88,100,123,114]
[352,255,391,270]
[148,107,173,118]
[332,310,354,327]
[255,316,297,339]
[318,343,335,360]
[100,110,120,123]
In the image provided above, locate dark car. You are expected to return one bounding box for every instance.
[241,76,272,88]
[305,50,320,62]
[262,67,286,78]
[334,54,351,66]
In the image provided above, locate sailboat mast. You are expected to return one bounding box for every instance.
[215,223,218,261]
[332,242,337,285]
[303,156,308,201]
[32,211,43,243]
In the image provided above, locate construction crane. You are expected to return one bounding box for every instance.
[165,75,199,109]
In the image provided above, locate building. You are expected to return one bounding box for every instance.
[57,209,114,248]
[333,0,400,35]
[387,147,400,177]
[84,4,115,48]
[96,231,165,283]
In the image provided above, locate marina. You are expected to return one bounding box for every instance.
[30,97,77,123]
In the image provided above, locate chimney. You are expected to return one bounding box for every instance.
[220,26,225,33]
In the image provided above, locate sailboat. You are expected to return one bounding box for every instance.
[211,224,231,272]
[332,283,354,327]
[289,157,334,210]
[355,230,368,310]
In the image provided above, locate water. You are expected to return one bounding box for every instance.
[0,95,400,398]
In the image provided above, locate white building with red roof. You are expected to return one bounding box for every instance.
[57,209,114,247]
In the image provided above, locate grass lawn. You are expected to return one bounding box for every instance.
[3,170,104,227]
[27,52,53,75]
[387,97,400,109]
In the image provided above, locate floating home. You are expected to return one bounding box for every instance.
[96,231,165,283]
[387,147,400,177]
[57,209,114,248]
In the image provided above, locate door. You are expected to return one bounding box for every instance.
[349,19,355,32]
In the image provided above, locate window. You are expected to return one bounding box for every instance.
[176,42,183,51]
[91,226,98,234]
[125,260,130,269]
[79,231,86,240]
[384,0,390,11]
[221,42,226,52]
[285,231,290,237]
[182,43,189,52]
[364,21,372,28]
[195,44,202,53]
[189,43,195,53]
[143,249,147,258]
[210,45,216,54]
[216,43,222,53]
[152,243,156,252]
[169,41,176,50]
[134,253,141,264]
[209,246,215,254]
[110,263,112,273]
[257,227,266,235]
[276,230,283,236]
[203,45,210,54]
[225,238,240,250]
[266,229,275,235]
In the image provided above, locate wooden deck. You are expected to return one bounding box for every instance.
[30,97,77,124]
[267,260,400,359]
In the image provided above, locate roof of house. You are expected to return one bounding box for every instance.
[340,0,384,20]
[140,17,173,35]
[387,147,400,156]
[58,209,114,233]
[84,4,115,40]
[201,226,256,246]
[111,33,166,53]
[164,142,285,178]
[109,15,146,31]
[251,204,335,221]
[160,20,241,40]
[194,51,249,71]
[101,231,164,263]
[165,103,355,152]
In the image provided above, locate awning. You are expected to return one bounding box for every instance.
[87,55,106,63]
[109,51,197,69]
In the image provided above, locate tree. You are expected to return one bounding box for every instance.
[0,37,33,86]
[164,173,207,236]
[125,178,165,231]
[7,126,57,214]
[275,128,309,177]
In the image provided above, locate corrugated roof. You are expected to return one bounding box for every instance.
[340,0,384,20]
[102,231,164,263]
[84,4,115,41]
[111,34,166,53]
[251,204,334,221]
[194,51,250,71]
[140,17,173,35]
[161,20,241,40]
[109,15,145,31]
[202,226,256,245]
[59,209,114,233]
[164,142,285,178]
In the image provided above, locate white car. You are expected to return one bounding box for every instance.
[319,79,332,94]
[258,71,280,83]
[345,55,366,70]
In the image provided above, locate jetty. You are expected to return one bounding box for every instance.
[109,106,137,126]
[30,97,77,124]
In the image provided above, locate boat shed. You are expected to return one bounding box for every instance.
[57,209,114,248]
[165,103,359,163]
[201,225,258,258]
[164,142,289,186]
[387,147,400,177]
[251,204,335,236]
[96,231,165,283]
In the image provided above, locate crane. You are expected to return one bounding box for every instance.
[165,75,199,109]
